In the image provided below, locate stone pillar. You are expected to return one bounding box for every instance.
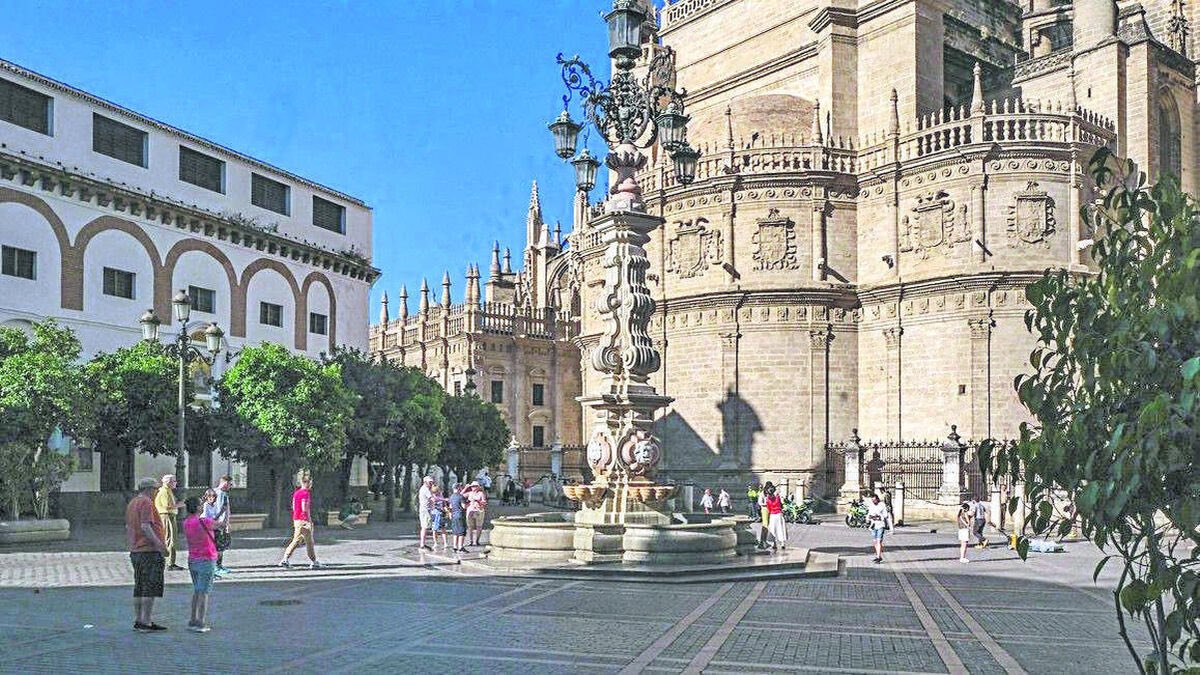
[883,327,904,439]
[681,482,695,512]
[968,316,993,440]
[811,201,827,281]
[840,429,864,500]
[989,483,1003,530]
[894,480,906,526]
[938,425,967,505]
[506,438,520,479]
[549,441,563,479]
[808,326,832,474]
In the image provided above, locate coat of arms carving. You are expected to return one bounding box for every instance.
[666,218,722,279]
[752,208,798,270]
[900,190,970,258]
[1007,181,1056,248]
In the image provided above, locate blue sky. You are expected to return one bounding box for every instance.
[0,1,614,316]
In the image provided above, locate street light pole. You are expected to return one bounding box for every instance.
[139,290,224,489]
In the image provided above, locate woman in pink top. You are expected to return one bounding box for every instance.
[182,496,220,632]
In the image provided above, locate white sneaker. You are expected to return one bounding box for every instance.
[960,557,969,563]
[309,561,323,570]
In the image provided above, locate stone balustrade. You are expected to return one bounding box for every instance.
[371,302,574,350]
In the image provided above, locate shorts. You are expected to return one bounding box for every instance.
[467,511,484,530]
[871,527,887,541]
[419,510,431,530]
[451,515,467,536]
[130,551,164,598]
[189,559,216,593]
[957,527,970,542]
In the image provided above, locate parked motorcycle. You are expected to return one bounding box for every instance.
[845,498,868,528]
[782,496,815,524]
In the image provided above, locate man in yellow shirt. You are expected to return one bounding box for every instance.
[155,474,184,570]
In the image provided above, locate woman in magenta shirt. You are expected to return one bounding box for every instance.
[182,496,219,632]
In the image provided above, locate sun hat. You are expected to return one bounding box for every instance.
[136,477,158,490]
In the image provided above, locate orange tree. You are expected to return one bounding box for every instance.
[983,149,1200,674]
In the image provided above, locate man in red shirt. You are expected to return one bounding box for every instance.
[279,473,321,569]
[126,477,168,632]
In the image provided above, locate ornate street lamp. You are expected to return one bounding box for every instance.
[571,148,601,193]
[548,110,582,160]
[139,289,223,488]
[550,1,698,211]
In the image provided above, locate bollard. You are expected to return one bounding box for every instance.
[893,480,905,526]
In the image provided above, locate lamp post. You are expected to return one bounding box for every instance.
[546,2,689,522]
[139,290,223,488]
[549,0,698,202]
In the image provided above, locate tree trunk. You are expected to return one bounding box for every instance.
[337,454,354,505]
[401,463,413,512]
[385,446,396,522]
[269,467,284,529]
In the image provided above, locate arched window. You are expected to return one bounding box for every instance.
[1159,92,1182,182]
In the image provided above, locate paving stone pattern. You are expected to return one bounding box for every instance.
[0,517,1150,673]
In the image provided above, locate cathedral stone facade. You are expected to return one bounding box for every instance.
[370,0,1195,495]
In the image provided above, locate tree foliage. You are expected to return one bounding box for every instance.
[85,340,190,491]
[324,348,447,515]
[0,321,90,519]
[210,343,355,526]
[983,149,1200,674]
[437,392,509,489]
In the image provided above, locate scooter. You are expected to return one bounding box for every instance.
[845,498,868,528]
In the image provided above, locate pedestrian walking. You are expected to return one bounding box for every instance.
[866,493,892,563]
[154,474,184,571]
[700,488,714,514]
[973,498,989,548]
[127,477,168,632]
[717,488,731,514]
[418,476,434,551]
[449,484,468,553]
[764,485,787,551]
[210,476,232,576]
[466,482,487,547]
[428,485,449,550]
[182,496,221,632]
[279,473,321,569]
[957,502,972,563]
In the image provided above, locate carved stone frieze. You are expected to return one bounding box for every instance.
[752,208,798,271]
[900,190,971,259]
[1006,181,1056,248]
[666,218,723,278]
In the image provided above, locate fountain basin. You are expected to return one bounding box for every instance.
[488,512,576,564]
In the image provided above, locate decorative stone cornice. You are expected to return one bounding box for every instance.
[0,150,379,283]
[0,59,366,208]
[808,7,858,34]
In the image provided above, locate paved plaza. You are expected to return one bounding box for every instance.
[0,512,1144,674]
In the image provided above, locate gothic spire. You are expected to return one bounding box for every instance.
[526,180,544,246]
[504,247,513,274]
[441,270,451,308]
[490,241,502,275]
[399,284,409,320]
[419,278,430,314]
[379,291,389,324]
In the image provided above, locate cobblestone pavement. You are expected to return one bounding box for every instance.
[0,513,1147,674]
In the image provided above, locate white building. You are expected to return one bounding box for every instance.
[0,58,377,493]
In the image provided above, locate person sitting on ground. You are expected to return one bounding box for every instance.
[338,496,363,530]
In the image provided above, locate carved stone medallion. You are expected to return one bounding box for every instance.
[1007,181,1056,247]
[666,218,722,278]
[900,190,970,258]
[752,208,798,270]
